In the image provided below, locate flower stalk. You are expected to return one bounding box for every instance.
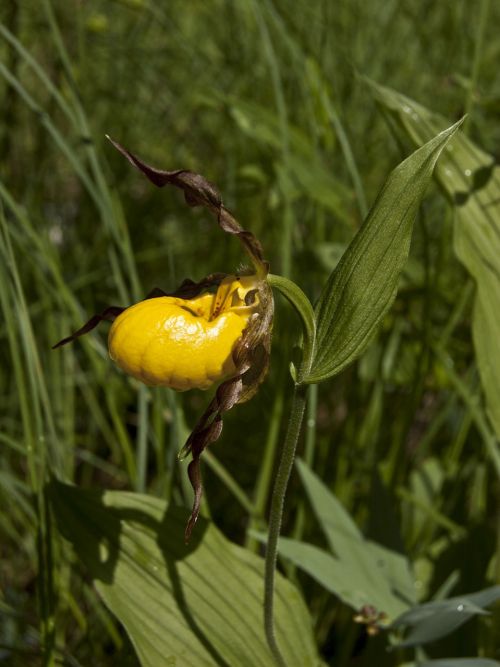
[264,381,308,666]
[262,274,317,665]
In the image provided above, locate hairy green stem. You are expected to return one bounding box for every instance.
[264,382,307,666]
[291,383,318,548]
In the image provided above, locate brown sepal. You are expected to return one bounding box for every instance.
[53,275,226,350]
[52,273,226,350]
[165,273,226,300]
[52,306,125,349]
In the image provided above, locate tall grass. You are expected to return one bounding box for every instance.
[1,0,500,664]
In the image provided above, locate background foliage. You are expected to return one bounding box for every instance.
[1,0,500,665]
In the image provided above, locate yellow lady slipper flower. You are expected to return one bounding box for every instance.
[108,275,259,390]
[54,138,274,541]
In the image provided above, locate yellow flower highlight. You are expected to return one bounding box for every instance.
[108,275,259,390]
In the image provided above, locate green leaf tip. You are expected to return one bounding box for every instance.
[302,118,463,384]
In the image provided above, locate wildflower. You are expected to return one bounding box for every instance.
[108,273,261,391]
[54,139,274,540]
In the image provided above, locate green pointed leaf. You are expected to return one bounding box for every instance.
[273,536,408,621]
[304,119,462,383]
[392,586,500,647]
[296,459,416,608]
[49,481,321,667]
[249,461,416,621]
[369,81,500,440]
[296,458,363,548]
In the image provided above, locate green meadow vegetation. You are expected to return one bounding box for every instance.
[1,1,500,665]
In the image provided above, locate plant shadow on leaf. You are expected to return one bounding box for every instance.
[48,479,319,667]
[47,479,232,666]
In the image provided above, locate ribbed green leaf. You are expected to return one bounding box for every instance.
[305,119,462,383]
[296,458,364,547]
[369,81,500,439]
[49,481,321,667]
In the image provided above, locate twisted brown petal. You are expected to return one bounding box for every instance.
[106,136,267,274]
[52,306,125,349]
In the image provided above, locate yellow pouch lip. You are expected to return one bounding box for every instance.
[108,275,261,391]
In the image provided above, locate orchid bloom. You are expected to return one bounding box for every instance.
[54,138,274,541]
